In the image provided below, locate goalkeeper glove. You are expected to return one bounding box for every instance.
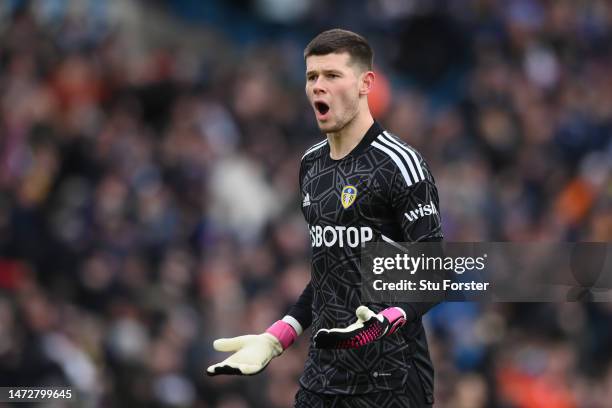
[313,305,407,349]
[207,319,298,376]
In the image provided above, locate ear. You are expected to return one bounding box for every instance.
[359,71,375,96]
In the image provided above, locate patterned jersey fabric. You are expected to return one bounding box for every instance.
[291,121,442,402]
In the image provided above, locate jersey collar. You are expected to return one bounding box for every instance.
[350,121,384,157]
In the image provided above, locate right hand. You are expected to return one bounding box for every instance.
[206,333,283,376]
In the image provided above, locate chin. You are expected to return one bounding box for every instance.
[318,123,332,132]
[318,120,342,133]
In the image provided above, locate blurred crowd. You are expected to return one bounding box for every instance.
[0,0,611,407]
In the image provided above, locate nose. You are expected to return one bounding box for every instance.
[312,78,326,95]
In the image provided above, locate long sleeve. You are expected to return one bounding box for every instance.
[386,145,444,321]
[287,281,313,331]
[396,237,444,322]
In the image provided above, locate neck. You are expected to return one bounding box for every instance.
[327,110,374,160]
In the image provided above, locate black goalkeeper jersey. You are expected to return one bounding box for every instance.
[288,122,442,402]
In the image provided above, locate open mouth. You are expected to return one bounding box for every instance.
[315,101,330,115]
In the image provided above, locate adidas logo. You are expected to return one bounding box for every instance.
[302,193,311,207]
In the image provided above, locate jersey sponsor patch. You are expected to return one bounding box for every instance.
[341,185,357,209]
[309,225,373,248]
[404,200,438,222]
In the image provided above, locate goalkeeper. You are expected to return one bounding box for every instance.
[208,29,443,407]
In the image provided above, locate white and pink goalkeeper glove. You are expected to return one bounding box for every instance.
[207,318,299,376]
[313,306,407,349]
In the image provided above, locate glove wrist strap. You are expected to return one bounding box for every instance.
[266,320,297,350]
[380,307,406,323]
[380,307,407,335]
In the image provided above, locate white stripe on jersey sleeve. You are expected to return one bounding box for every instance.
[383,131,426,181]
[301,139,327,160]
[377,135,420,184]
[381,234,406,251]
[372,141,414,186]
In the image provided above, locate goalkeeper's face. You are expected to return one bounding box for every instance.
[305,52,371,133]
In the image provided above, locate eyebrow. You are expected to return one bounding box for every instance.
[305,69,343,77]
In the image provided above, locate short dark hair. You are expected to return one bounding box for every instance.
[304,29,373,71]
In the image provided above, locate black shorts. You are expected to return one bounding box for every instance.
[294,359,433,408]
[294,386,432,408]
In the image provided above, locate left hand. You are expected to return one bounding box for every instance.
[313,306,407,349]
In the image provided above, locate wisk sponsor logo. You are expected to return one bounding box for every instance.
[404,201,438,222]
